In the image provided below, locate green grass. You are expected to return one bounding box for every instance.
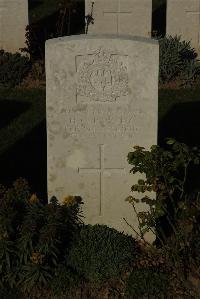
[0,88,45,155]
[159,88,200,122]
[0,100,30,129]
[159,88,200,147]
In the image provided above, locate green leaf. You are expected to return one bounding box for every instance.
[166,138,175,145]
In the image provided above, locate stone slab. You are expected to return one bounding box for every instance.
[167,0,200,54]
[46,35,159,240]
[0,0,28,53]
[85,0,152,37]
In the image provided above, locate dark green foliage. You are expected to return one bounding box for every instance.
[126,140,200,277]
[0,178,83,294]
[0,284,23,299]
[50,265,81,296]
[0,50,31,88]
[179,59,200,86]
[67,224,138,282]
[126,267,169,298]
[158,35,200,85]
[190,229,200,266]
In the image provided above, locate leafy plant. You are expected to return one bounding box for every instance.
[49,265,81,296]
[33,60,45,79]
[179,59,200,87]
[0,178,83,295]
[125,267,169,298]
[158,35,200,85]
[126,140,200,278]
[67,224,139,282]
[0,284,22,299]
[0,50,31,88]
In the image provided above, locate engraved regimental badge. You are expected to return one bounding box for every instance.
[77,48,129,102]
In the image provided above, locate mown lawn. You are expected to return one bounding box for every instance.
[0,87,199,199]
[0,88,46,200]
[0,88,45,155]
[158,88,200,147]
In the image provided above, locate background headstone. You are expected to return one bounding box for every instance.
[167,0,200,54]
[0,0,28,53]
[46,35,158,239]
[85,0,152,37]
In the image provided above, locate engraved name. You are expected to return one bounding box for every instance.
[63,107,140,138]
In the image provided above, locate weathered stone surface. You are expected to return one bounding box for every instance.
[0,0,28,53]
[46,35,158,239]
[85,0,152,37]
[167,0,200,54]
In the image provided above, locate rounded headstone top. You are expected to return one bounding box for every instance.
[46,34,158,46]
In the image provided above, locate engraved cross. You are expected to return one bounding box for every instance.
[186,1,200,45]
[103,0,132,34]
[78,144,125,216]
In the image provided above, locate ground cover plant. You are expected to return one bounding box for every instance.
[125,267,169,298]
[0,179,83,297]
[0,50,31,88]
[158,35,200,87]
[0,180,142,298]
[126,139,200,297]
[67,224,139,283]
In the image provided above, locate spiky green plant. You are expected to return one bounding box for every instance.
[67,224,139,282]
[158,35,200,85]
[0,178,83,295]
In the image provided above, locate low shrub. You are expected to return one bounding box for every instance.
[20,60,46,88]
[126,139,200,280]
[67,224,139,283]
[190,229,200,267]
[125,267,169,298]
[158,35,200,86]
[0,284,23,299]
[49,265,82,297]
[0,178,83,295]
[0,50,31,88]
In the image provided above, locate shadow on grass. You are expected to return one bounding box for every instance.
[0,120,47,203]
[159,101,200,147]
[159,101,200,193]
[0,100,31,129]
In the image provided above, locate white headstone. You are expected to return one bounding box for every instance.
[85,0,152,37]
[167,0,200,54]
[0,0,28,53]
[46,35,159,239]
